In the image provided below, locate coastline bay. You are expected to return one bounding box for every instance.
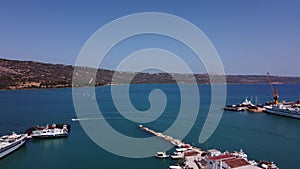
[0,84,300,169]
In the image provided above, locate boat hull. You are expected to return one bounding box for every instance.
[31,133,69,138]
[171,155,184,159]
[265,108,300,119]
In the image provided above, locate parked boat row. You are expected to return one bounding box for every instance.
[156,147,187,160]
[0,123,70,159]
[225,72,300,119]
[224,96,300,119]
[225,96,300,120]
[139,125,279,169]
[224,97,266,113]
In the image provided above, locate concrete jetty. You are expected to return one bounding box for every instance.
[139,125,204,169]
[138,125,202,153]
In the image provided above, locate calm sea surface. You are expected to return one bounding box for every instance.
[0,84,299,169]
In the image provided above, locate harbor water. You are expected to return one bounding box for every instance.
[0,84,300,169]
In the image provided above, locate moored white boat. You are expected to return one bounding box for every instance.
[27,123,70,138]
[155,152,169,158]
[168,165,182,169]
[0,132,27,159]
[175,148,187,152]
[171,152,184,159]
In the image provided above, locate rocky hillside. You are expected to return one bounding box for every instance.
[0,58,299,90]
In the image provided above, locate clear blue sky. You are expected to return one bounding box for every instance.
[0,0,299,76]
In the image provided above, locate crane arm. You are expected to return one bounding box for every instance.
[267,72,276,96]
[267,72,279,104]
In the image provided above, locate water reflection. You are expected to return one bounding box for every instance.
[32,138,67,149]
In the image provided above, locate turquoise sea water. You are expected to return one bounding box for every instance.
[0,84,300,169]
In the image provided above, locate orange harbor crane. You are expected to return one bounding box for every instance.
[267,72,279,104]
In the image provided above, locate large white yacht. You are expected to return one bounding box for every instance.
[0,132,27,159]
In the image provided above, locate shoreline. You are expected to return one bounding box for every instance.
[1,82,300,91]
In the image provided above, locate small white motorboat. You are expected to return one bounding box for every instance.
[155,152,169,158]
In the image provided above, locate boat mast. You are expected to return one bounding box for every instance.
[267,72,279,104]
[255,96,258,105]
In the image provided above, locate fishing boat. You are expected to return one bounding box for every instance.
[0,132,27,159]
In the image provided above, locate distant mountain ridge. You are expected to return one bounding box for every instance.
[0,58,299,90]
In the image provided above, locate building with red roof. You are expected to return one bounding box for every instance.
[206,154,261,169]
